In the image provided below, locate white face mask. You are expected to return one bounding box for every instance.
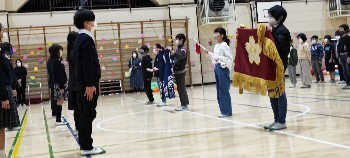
[132,54,137,58]
[324,39,329,43]
[17,62,21,67]
[175,40,179,45]
[268,17,278,27]
[335,36,341,40]
[298,38,303,44]
[153,49,157,54]
[213,34,219,40]
[311,40,317,44]
[59,50,63,58]
[2,32,7,38]
[94,21,98,28]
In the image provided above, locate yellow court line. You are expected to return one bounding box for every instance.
[11,112,28,158]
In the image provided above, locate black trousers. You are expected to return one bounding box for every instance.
[16,85,26,105]
[74,109,80,131]
[144,79,154,102]
[174,72,189,106]
[50,87,57,116]
[78,82,99,150]
[56,105,62,122]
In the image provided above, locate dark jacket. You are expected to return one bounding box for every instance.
[141,54,153,80]
[337,34,350,57]
[272,24,291,72]
[288,46,298,66]
[0,57,17,101]
[14,66,27,87]
[172,45,188,73]
[154,54,160,78]
[71,33,101,88]
[51,58,67,89]
[0,61,6,101]
[310,43,324,61]
[47,58,54,88]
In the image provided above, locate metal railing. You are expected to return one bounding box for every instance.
[19,0,156,13]
[329,0,350,18]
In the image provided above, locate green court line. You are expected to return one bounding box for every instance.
[7,109,27,158]
[42,107,54,158]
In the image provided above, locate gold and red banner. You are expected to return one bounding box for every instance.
[233,24,285,98]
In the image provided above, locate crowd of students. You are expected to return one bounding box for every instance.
[288,24,350,90]
[3,4,349,157]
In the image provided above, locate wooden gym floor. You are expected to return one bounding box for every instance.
[5,77,350,158]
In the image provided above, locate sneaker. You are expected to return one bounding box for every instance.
[73,130,79,136]
[269,123,287,130]
[81,147,106,156]
[6,127,21,131]
[55,121,68,126]
[145,101,155,105]
[342,85,350,89]
[12,127,21,130]
[263,122,276,129]
[301,85,311,88]
[330,80,336,83]
[175,106,188,111]
[314,81,319,83]
[156,102,167,107]
[289,84,296,88]
[337,81,346,84]
[218,114,232,118]
[319,81,325,83]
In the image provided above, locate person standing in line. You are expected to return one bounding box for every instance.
[310,35,325,83]
[0,43,20,132]
[48,44,68,126]
[14,59,27,106]
[67,31,80,135]
[288,40,298,88]
[154,43,175,107]
[128,51,143,93]
[263,5,291,130]
[47,49,57,117]
[323,35,336,83]
[334,31,346,84]
[167,33,190,111]
[71,9,105,156]
[337,24,350,89]
[140,45,155,105]
[297,33,312,88]
[209,27,233,118]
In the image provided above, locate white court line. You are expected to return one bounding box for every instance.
[97,97,309,133]
[125,97,310,126]
[119,97,350,150]
[189,111,350,150]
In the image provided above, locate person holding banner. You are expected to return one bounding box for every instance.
[263,5,291,130]
[208,27,233,118]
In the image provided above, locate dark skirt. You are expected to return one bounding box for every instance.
[53,83,68,101]
[0,86,20,128]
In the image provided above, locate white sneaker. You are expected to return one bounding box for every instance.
[81,147,106,156]
[73,130,79,136]
[55,122,68,126]
[337,81,346,84]
[342,85,350,89]
[156,102,167,107]
[175,106,188,111]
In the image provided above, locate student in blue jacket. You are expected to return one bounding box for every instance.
[310,35,325,83]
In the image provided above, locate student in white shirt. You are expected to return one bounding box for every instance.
[209,27,233,118]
